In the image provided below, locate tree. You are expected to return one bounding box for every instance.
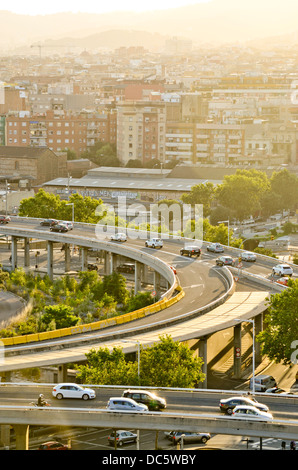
[214,169,270,221]
[139,335,205,388]
[93,272,129,306]
[270,169,298,211]
[77,335,205,388]
[77,346,138,385]
[41,304,79,330]
[257,280,298,364]
[125,159,143,168]
[181,182,215,217]
[125,291,155,313]
[18,188,104,224]
[19,189,61,219]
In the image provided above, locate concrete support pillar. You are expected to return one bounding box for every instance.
[255,313,263,364]
[14,424,29,450]
[47,241,54,280]
[105,252,112,275]
[24,238,30,268]
[112,253,118,273]
[134,261,141,295]
[11,236,18,270]
[81,247,88,271]
[0,425,10,448]
[141,264,151,285]
[58,364,68,382]
[154,271,161,297]
[233,323,242,379]
[65,244,71,272]
[198,336,208,388]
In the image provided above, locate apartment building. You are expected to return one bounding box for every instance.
[0,87,28,114]
[165,122,245,165]
[165,121,195,164]
[5,110,117,155]
[195,123,245,165]
[117,101,166,165]
[245,122,298,164]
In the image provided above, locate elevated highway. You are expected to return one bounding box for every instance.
[2,405,298,450]
[0,217,295,382]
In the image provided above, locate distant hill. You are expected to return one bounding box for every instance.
[1,0,298,53]
[31,30,169,53]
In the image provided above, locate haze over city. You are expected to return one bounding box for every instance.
[2,0,298,51]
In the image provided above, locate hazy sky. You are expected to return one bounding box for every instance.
[2,0,210,15]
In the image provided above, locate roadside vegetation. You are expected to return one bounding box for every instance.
[77,335,205,388]
[0,268,156,338]
[257,278,298,364]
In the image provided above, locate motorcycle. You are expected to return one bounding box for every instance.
[30,401,51,407]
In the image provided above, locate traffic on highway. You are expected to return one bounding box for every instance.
[1,382,298,450]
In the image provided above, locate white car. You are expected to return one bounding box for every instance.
[232,405,273,421]
[59,221,73,230]
[240,251,257,262]
[206,243,224,253]
[272,264,293,277]
[110,232,127,242]
[52,383,96,400]
[106,397,148,412]
[145,238,163,249]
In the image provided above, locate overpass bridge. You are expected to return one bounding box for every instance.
[3,405,298,450]
[0,217,294,386]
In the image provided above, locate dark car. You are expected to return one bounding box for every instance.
[122,389,166,411]
[40,219,58,226]
[167,431,210,445]
[50,223,69,233]
[116,263,135,274]
[108,430,137,447]
[0,215,11,224]
[180,246,201,257]
[219,396,269,415]
[38,441,70,450]
[87,263,98,271]
[216,256,235,266]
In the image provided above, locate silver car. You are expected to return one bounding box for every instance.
[232,405,273,421]
[108,430,137,447]
[240,251,257,262]
[106,397,148,412]
[272,264,293,277]
[110,232,127,242]
[167,431,211,444]
[59,221,73,230]
[206,243,224,253]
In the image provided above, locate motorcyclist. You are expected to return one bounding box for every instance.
[37,394,47,407]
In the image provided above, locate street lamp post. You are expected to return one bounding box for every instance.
[235,318,255,394]
[66,203,74,254]
[5,180,10,216]
[218,219,230,247]
[66,203,74,225]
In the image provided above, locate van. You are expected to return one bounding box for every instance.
[249,375,276,392]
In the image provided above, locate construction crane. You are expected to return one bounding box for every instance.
[30,43,82,58]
